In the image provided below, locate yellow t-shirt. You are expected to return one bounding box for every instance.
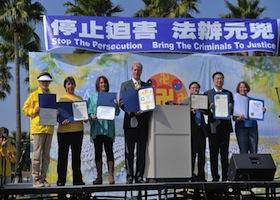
[57,93,84,133]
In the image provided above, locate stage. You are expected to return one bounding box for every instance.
[1,180,280,200]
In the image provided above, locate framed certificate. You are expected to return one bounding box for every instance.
[213,92,230,119]
[248,98,264,120]
[138,87,156,112]
[96,92,117,120]
[122,87,156,112]
[191,94,208,109]
[57,101,88,123]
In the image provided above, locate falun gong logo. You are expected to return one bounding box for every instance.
[148,73,188,105]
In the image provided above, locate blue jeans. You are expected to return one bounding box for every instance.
[235,127,258,154]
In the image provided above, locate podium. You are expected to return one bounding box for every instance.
[145,105,192,180]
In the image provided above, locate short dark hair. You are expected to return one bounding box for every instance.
[212,72,224,80]
[188,81,200,89]
[64,76,76,88]
[95,76,109,92]
[236,81,250,93]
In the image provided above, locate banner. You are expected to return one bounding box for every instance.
[43,16,279,54]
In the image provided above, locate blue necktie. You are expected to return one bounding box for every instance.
[195,110,201,125]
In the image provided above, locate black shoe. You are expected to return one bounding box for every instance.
[57,182,65,186]
[126,177,133,184]
[73,182,85,185]
[135,179,145,183]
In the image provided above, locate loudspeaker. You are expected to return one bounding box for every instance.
[228,154,276,181]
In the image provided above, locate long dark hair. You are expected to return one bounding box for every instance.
[95,76,109,92]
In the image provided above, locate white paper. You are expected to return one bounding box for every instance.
[96,106,116,120]
[191,94,208,109]
[39,108,57,126]
[233,93,248,118]
[72,101,88,121]
[249,99,264,120]
[214,94,229,118]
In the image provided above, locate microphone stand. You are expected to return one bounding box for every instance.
[275,88,280,118]
[12,139,31,183]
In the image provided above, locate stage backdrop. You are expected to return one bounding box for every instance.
[28,52,280,183]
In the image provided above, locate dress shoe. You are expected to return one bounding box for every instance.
[135,179,146,183]
[126,177,133,184]
[73,181,85,185]
[57,182,65,186]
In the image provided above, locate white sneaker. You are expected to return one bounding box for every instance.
[43,179,51,187]
[33,180,44,188]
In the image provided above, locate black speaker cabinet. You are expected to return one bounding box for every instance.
[228,154,276,181]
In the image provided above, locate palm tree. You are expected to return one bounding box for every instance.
[135,0,200,18]
[0,64,12,100]
[221,0,266,19]
[64,0,123,53]
[220,0,266,56]
[0,0,45,172]
[64,0,123,17]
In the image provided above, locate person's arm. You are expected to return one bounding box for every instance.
[114,99,120,116]
[7,143,16,163]
[22,93,38,118]
[87,94,98,123]
[119,82,125,111]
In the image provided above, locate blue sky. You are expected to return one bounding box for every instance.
[1,0,280,132]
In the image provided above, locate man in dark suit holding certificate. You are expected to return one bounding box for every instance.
[119,61,151,184]
[204,72,233,181]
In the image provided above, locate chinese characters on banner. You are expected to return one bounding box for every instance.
[43,16,279,54]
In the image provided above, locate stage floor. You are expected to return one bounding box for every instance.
[1,180,280,199]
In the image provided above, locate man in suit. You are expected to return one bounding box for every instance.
[119,61,151,184]
[182,81,208,182]
[204,72,233,181]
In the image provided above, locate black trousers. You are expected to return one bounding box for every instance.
[57,131,83,184]
[208,123,230,181]
[191,126,206,180]
[124,126,148,181]
[93,135,114,162]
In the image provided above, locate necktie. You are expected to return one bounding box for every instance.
[135,81,140,89]
[195,110,201,126]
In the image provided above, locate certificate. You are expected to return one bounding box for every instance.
[122,87,156,112]
[57,101,88,122]
[233,93,248,118]
[248,98,264,120]
[39,108,57,126]
[233,94,264,120]
[72,101,88,121]
[39,94,57,125]
[138,87,156,112]
[213,93,230,119]
[191,94,208,109]
[97,92,117,120]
